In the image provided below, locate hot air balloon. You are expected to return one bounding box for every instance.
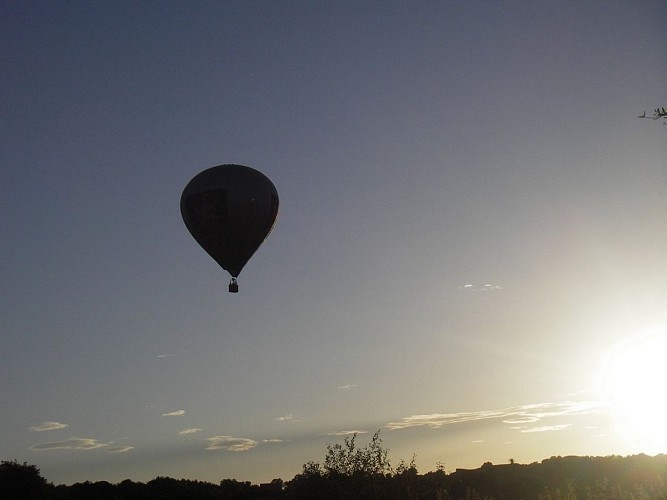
[181,164,279,292]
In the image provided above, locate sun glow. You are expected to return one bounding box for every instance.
[597,328,667,453]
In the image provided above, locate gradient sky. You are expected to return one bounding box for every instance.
[2,0,666,486]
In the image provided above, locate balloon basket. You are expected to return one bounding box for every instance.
[229,278,239,293]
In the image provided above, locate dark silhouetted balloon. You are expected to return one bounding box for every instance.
[181,164,279,292]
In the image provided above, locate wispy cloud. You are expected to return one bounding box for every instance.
[28,421,69,432]
[206,436,282,452]
[502,417,539,424]
[207,436,259,452]
[155,349,188,358]
[275,415,296,422]
[337,384,357,390]
[325,430,367,436]
[179,428,202,435]
[106,446,134,453]
[31,437,106,451]
[520,424,571,433]
[162,410,185,417]
[460,283,503,292]
[385,401,601,431]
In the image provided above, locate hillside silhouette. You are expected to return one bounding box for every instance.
[3,433,667,499]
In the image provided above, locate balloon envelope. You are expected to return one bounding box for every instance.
[180,164,279,278]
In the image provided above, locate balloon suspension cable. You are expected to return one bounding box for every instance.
[229,277,239,293]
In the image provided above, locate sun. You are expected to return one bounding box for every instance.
[597,328,667,453]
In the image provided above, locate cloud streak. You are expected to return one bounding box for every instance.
[337,384,357,390]
[162,410,185,417]
[206,436,282,452]
[207,436,259,452]
[325,430,367,436]
[106,446,134,453]
[31,437,107,451]
[521,424,571,433]
[179,428,202,435]
[460,283,503,292]
[385,401,601,431]
[275,415,296,422]
[28,422,69,432]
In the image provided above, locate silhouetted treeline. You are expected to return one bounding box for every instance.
[4,439,667,499]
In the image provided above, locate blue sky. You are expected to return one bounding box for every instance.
[2,0,666,486]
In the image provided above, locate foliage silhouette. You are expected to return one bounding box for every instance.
[638,106,667,125]
[3,446,667,499]
[0,460,52,499]
[286,430,397,500]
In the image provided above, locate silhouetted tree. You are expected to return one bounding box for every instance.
[0,460,52,499]
[220,478,259,499]
[116,478,149,499]
[323,431,391,477]
[6,451,667,499]
[66,480,117,500]
[287,431,428,500]
[638,106,667,125]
